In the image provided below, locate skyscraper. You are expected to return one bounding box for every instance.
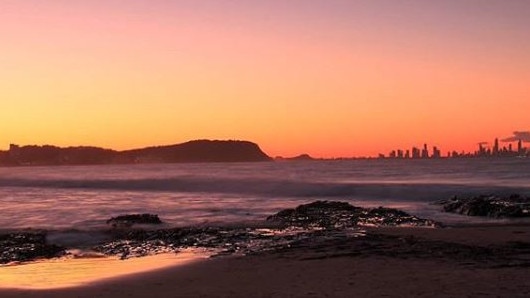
[432,146,441,158]
[421,144,429,158]
[412,147,420,159]
[493,138,499,155]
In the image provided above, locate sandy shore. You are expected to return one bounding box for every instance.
[1,225,529,298]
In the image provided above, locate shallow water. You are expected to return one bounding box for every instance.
[0,159,529,232]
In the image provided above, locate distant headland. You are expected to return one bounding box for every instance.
[0,140,272,166]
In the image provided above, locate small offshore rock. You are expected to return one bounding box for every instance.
[106,214,163,227]
[436,195,530,218]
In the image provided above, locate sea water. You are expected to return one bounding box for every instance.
[1,158,529,232]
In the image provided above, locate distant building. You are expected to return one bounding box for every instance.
[8,144,20,159]
[432,146,441,158]
[412,147,420,159]
[421,144,429,159]
[478,143,487,156]
[493,138,499,155]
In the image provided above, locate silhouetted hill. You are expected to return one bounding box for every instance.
[288,154,315,161]
[0,140,271,166]
[121,140,271,163]
[0,145,116,166]
[275,154,316,161]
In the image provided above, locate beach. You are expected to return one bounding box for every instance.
[1,224,529,298]
[1,161,529,297]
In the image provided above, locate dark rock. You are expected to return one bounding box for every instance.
[357,207,438,227]
[2,202,435,261]
[7,200,529,268]
[266,200,438,228]
[436,195,530,218]
[106,214,163,227]
[93,226,273,258]
[266,201,363,229]
[0,232,65,264]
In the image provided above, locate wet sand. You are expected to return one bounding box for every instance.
[1,225,529,298]
[0,250,208,290]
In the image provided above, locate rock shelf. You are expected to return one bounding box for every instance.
[2,200,529,267]
[436,194,530,218]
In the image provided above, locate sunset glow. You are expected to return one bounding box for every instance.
[1,1,529,157]
[0,251,206,289]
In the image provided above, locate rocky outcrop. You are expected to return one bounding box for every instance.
[95,201,437,259]
[359,207,438,227]
[0,232,65,264]
[106,214,163,227]
[266,201,439,228]
[95,227,268,259]
[266,201,360,228]
[2,201,440,262]
[436,194,530,218]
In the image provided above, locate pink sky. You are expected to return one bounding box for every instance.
[1,1,529,157]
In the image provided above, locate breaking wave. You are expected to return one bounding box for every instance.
[0,176,529,201]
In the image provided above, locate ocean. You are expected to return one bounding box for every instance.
[1,158,530,232]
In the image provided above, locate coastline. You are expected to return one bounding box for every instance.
[1,224,529,298]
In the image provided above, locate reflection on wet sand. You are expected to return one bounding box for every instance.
[0,250,208,290]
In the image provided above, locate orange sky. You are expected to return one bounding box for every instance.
[1,1,529,158]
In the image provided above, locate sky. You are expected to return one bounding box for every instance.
[1,0,529,158]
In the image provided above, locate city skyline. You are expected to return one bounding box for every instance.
[381,135,529,159]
